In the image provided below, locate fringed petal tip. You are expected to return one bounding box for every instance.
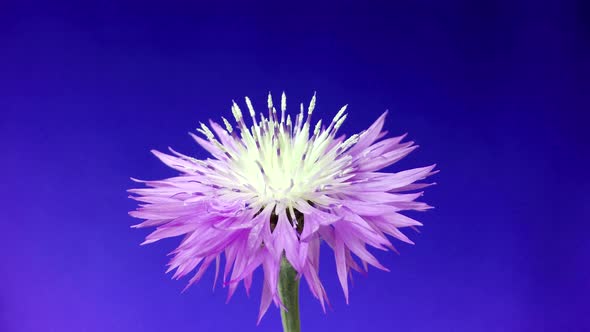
[139,239,158,246]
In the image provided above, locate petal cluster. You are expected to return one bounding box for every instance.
[129,93,436,321]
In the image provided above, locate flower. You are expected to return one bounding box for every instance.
[128,92,436,321]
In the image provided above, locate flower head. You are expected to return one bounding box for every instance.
[129,92,436,321]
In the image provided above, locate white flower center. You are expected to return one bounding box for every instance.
[198,93,359,209]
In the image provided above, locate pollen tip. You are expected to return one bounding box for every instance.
[281,92,287,112]
[267,93,273,108]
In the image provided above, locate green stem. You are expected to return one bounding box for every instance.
[278,256,301,332]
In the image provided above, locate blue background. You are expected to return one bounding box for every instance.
[1,1,588,331]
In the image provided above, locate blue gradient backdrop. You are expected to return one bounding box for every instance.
[1,1,588,331]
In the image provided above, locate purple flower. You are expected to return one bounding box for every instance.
[129,93,437,321]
